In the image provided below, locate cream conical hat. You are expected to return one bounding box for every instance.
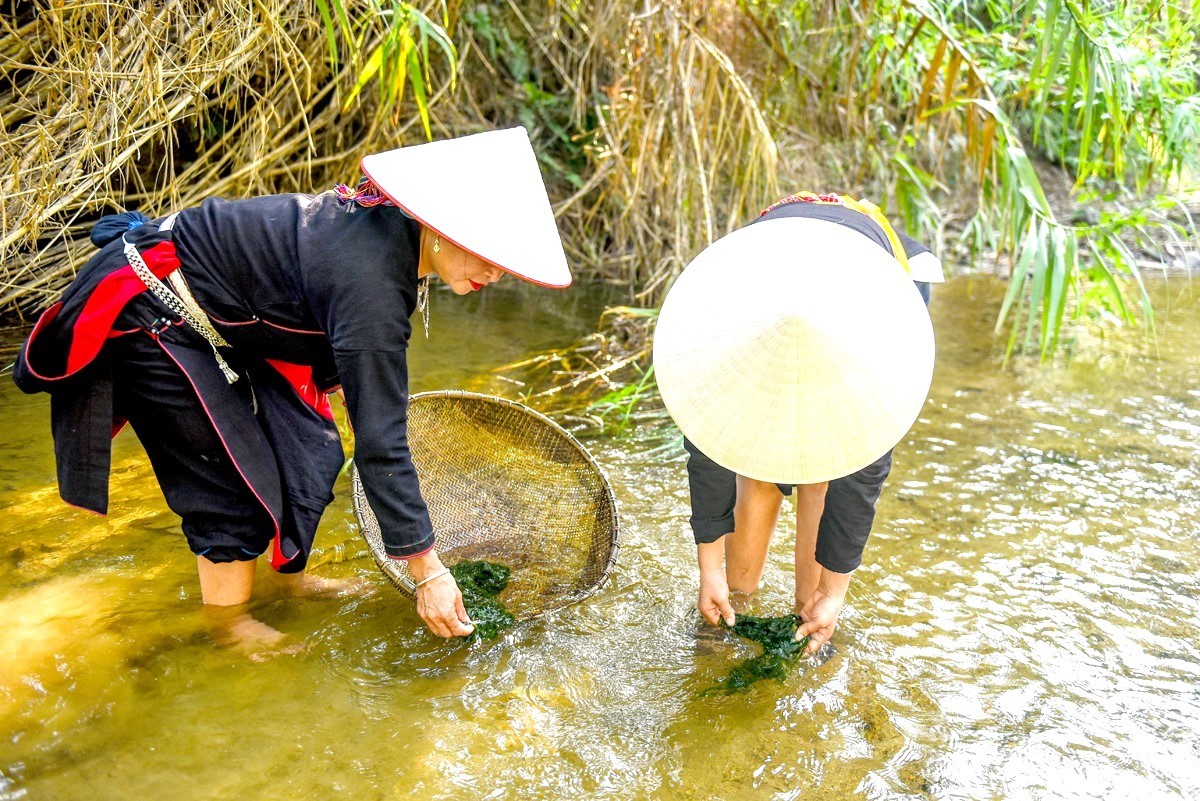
[361,127,572,288]
[653,217,935,484]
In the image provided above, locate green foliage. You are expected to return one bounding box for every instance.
[464,4,531,81]
[587,367,654,430]
[4,0,1194,360]
[583,306,661,432]
[315,0,457,139]
[883,150,945,243]
[702,614,811,695]
[740,0,1200,359]
[461,3,595,190]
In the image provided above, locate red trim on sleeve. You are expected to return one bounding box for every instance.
[20,302,64,381]
[66,265,145,374]
[386,543,435,561]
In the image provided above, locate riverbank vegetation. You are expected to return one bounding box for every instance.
[2,0,1197,360]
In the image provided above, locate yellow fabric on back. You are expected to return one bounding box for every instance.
[762,191,911,274]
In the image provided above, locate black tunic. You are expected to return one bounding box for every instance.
[176,193,434,559]
[14,192,435,564]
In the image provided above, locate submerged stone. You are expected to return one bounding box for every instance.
[704,614,810,694]
[449,560,516,640]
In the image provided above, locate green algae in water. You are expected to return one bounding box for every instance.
[449,560,516,640]
[703,614,811,695]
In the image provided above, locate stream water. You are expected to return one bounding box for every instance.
[1,276,1197,800]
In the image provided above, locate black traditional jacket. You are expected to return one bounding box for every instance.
[14,193,435,566]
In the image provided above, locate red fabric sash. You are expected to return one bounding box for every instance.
[65,241,181,376]
[266,359,334,420]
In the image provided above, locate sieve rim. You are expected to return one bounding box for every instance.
[351,390,621,620]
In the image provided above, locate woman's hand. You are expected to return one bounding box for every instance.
[795,569,851,655]
[409,552,475,638]
[416,574,474,638]
[698,568,737,627]
[696,540,736,627]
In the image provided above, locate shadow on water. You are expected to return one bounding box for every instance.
[1,276,1198,799]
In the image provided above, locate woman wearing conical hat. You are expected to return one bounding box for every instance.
[13,127,571,652]
[653,192,942,656]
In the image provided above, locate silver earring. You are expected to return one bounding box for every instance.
[417,277,430,338]
[432,235,441,254]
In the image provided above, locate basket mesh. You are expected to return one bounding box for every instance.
[352,391,620,619]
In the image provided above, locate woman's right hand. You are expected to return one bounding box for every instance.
[409,552,475,638]
[698,567,736,628]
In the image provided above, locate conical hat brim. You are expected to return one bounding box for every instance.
[361,127,572,288]
[653,218,935,484]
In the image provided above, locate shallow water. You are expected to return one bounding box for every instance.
[1,276,1198,800]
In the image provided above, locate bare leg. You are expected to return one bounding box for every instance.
[725,476,785,594]
[794,482,829,610]
[196,556,256,605]
[197,556,300,661]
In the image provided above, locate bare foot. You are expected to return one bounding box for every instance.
[204,605,307,662]
[272,572,375,599]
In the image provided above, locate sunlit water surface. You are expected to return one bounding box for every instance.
[1,277,1198,800]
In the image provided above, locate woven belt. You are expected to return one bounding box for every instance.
[123,212,239,384]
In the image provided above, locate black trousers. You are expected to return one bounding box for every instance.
[107,292,340,569]
[109,322,279,563]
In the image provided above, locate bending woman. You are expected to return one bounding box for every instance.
[654,192,941,656]
[13,127,571,646]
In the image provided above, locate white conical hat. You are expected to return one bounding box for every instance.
[653,217,935,484]
[361,127,572,288]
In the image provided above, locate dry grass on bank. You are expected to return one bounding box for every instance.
[0,0,783,322]
[8,0,1190,363]
[1,0,360,318]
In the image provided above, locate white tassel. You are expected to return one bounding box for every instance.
[213,347,239,384]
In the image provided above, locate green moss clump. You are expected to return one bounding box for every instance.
[704,614,810,695]
[448,560,516,640]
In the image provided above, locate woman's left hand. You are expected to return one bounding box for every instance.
[795,589,843,656]
[795,569,851,656]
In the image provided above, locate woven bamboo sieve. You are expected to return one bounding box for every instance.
[352,391,620,620]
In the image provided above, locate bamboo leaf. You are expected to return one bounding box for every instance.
[942,49,962,106]
[408,45,431,138]
[1078,47,1097,180]
[333,0,353,49]
[392,32,413,113]
[412,6,459,88]
[1102,58,1127,176]
[1007,144,1054,216]
[1086,239,1132,323]
[1025,221,1050,350]
[1042,228,1073,357]
[1107,231,1156,335]
[313,0,340,71]
[917,37,948,118]
[1032,7,1072,145]
[996,222,1039,333]
[343,45,384,110]
[979,114,996,178]
[1029,0,1060,85]
[1062,34,1086,166]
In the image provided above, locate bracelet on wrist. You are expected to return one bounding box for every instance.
[414,567,451,590]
